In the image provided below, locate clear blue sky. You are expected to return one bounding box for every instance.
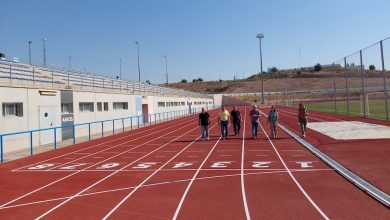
[1,0,389,83]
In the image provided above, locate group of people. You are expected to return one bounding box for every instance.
[198,103,308,141]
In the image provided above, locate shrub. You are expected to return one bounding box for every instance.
[314,63,322,72]
[181,79,187,83]
[369,65,375,70]
[268,67,278,73]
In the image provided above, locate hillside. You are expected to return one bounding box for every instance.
[166,68,390,94]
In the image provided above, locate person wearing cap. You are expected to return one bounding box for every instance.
[249,105,261,139]
[218,106,230,140]
[298,103,309,137]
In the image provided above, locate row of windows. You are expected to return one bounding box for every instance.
[2,103,24,117]
[157,101,212,108]
[78,102,129,113]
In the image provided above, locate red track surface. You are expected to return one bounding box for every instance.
[0,107,389,219]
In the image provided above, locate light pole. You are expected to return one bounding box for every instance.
[43,38,47,66]
[135,41,141,82]
[164,55,168,84]
[28,41,32,65]
[256,33,264,104]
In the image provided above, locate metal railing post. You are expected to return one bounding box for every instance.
[88,123,91,141]
[112,120,115,134]
[30,131,33,155]
[360,50,367,117]
[137,116,140,128]
[130,117,133,130]
[0,135,3,163]
[333,62,337,113]
[72,125,76,144]
[101,121,104,138]
[122,118,125,132]
[380,40,389,120]
[54,128,57,149]
[344,57,350,115]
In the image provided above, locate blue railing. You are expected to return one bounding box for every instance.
[0,107,199,163]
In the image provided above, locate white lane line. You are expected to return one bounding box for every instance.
[4,170,335,210]
[101,120,221,219]
[172,138,222,220]
[240,107,251,220]
[11,114,190,171]
[259,112,330,220]
[1,115,202,208]
[34,115,220,220]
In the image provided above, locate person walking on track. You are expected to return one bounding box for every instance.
[218,106,230,140]
[298,103,309,137]
[230,105,242,135]
[267,106,278,139]
[199,107,210,141]
[250,105,261,139]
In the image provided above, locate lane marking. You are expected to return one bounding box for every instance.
[259,112,330,220]
[0,170,334,210]
[2,113,207,208]
[34,114,221,220]
[240,107,251,220]
[101,118,221,219]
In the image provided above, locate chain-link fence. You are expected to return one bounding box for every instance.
[274,37,389,121]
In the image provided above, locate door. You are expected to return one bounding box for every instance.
[39,106,56,145]
[142,104,149,123]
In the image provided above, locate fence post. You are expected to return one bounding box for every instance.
[54,128,57,149]
[30,131,33,155]
[112,120,115,134]
[344,57,350,116]
[122,118,125,132]
[154,114,156,125]
[0,135,3,163]
[359,50,367,117]
[149,114,151,125]
[72,125,76,144]
[380,40,389,121]
[88,123,91,141]
[137,116,140,128]
[333,62,337,114]
[130,117,133,130]
[101,121,104,138]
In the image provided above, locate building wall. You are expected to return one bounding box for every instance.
[0,86,214,154]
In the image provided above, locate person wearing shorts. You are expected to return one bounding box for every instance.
[199,108,210,141]
[218,106,230,140]
[230,106,242,135]
[250,105,261,139]
[267,106,278,139]
[298,103,308,137]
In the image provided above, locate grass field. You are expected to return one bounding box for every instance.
[306,99,390,120]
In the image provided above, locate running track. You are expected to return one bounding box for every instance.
[0,107,388,219]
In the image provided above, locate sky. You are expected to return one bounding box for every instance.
[1,0,389,83]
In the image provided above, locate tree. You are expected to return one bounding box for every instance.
[314,63,322,72]
[268,67,278,73]
[181,79,187,83]
[369,65,375,70]
[197,77,203,82]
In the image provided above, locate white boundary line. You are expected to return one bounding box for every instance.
[11,112,195,171]
[240,107,251,220]
[172,134,224,219]
[34,115,220,220]
[1,114,208,209]
[258,111,330,220]
[101,118,221,219]
[1,170,333,210]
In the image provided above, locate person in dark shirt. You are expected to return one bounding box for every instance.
[298,103,309,137]
[199,108,211,141]
[230,106,242,135]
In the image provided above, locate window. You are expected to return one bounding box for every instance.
[79,102,94,112]
[158,102,165,107]
[61,103,73,113]
[97,102,102,111]
[104,102,109,111]
[2,103,23,117]
[113,102,128,110]
[181,102,185,106]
